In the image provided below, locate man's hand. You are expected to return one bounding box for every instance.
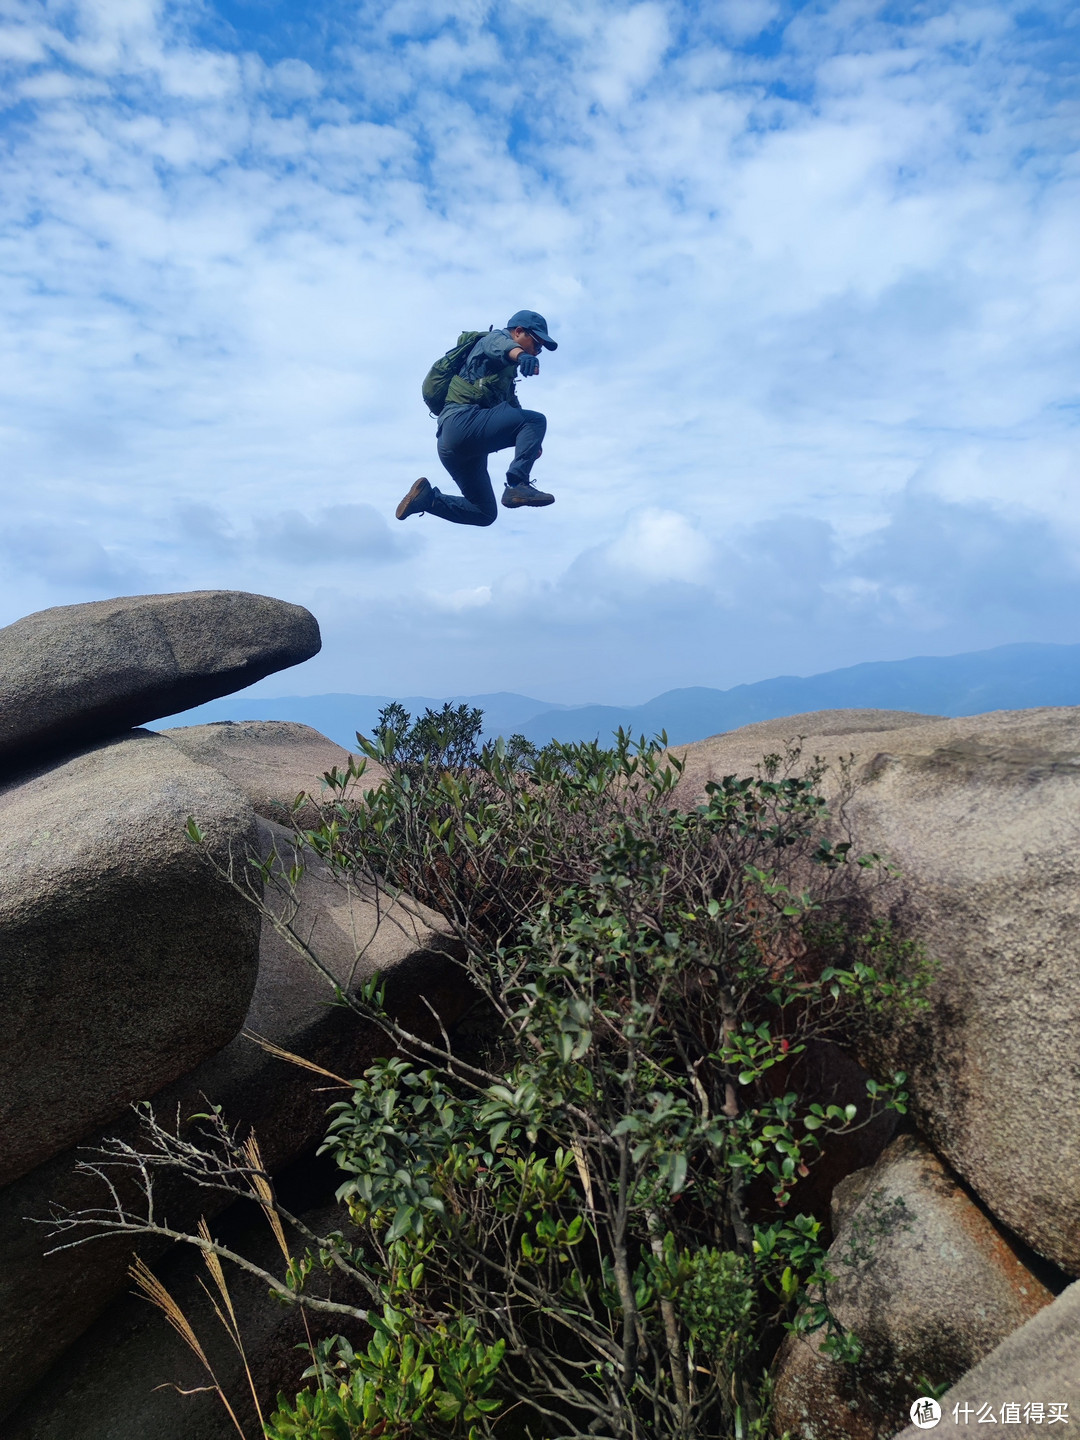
[518,354,540,377]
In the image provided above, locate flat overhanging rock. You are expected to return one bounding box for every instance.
[0,591,320,769]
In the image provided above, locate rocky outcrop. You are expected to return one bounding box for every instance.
[675,710,943,790]
[0,730,261,1187]
[0,819,465,1419]
[891,1280,1080,1440]
[0,591,340,1421]
[0,591,320,767]
[7,659,1078,1438]
[165,718,385,824]
[192,816,467,1181]
[772,1135,1055,1440]
[680,707,1080,1276]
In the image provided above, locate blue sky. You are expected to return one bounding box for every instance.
[1,0,1077,704]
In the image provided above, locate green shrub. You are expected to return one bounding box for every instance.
[259,723,931,1439]
[61,716,932,1440]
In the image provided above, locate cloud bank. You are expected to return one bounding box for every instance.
[0,0,1076,701]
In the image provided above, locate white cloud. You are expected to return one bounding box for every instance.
[431,584,493,612]
[601,508,714,584]
[269,58,322,99]
[0,520,148,592]
[0,0,1075,704]
[590,4,670,108]
[253,504,414,565]
[713,0,779,42]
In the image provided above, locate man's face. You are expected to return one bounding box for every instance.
[510,327,541,356]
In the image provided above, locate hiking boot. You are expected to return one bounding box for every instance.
[501,481,554,509]
[396,476,432,520]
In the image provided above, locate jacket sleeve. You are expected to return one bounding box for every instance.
[475,330,518,371]
[483,331,521,404]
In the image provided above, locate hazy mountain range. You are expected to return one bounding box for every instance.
[155,641,1080,752]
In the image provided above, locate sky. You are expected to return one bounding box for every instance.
[0,0,1077,705]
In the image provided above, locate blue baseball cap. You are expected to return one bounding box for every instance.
[506,309,558,350]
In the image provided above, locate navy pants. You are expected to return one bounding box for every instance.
[429,402,547,527]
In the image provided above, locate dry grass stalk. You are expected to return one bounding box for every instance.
[130,1254,249,1439]
[197,1217,267,1434]
[241,1134,290,1261]
[242,1029,349,1085]
[238,1132,323,1379]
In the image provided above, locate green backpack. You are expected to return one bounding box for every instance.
[422,329,487,416]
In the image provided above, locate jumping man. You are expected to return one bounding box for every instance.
[396,309,557,526]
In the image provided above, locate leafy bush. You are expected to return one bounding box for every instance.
[58,714,932,1440]
[371,701,540,777]
[259,721,930,1439]
[373,701,486,776]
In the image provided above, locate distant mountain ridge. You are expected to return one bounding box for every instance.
[155,642,1080,752]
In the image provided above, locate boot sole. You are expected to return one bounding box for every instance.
[396,477,430,519]
[501,491,555,509]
